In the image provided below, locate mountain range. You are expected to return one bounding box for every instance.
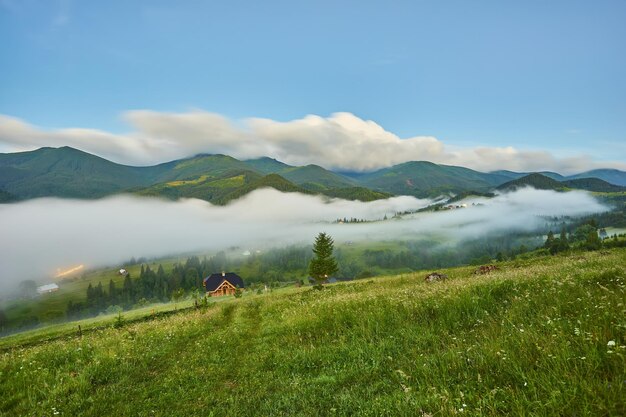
[0,147,625,204]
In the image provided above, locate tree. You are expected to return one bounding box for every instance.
[584,229,602,251]
[171,288,185,310]
[234,286,243,298]
[308,232,338,289]
[108,279,117,305]
[544,231,555,249]
[0,308,7,331]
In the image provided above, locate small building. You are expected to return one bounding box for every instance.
[203,272,244,297]
[119,269,128,276]
[37,283,59,295]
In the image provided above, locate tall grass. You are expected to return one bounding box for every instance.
[1,249,624,416]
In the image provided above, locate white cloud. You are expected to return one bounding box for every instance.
[1,111,625,174]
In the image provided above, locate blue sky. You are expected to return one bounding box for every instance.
[1,0,625,170]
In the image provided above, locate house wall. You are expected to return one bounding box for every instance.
[207,281,237,297]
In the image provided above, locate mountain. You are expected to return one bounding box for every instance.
[244,157,293,174]
[320,187,393,202]
[0,188,16,202]
[134,170,263,202]
[496,173,626,193]
[489,170,565,182]
[354,161,500,197]
[213,173,311,204]
[2,147,624,204]
[567,169,626,187]
[152,154,252,183]
[497,173,567,191]
[561,178,626,193]
[0,147,158,199]
[245,159,357,191]
[0,147,391,204]
[488,170,526,181]
[279,165,357,191]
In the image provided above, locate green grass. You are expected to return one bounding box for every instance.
[1,249,625,416]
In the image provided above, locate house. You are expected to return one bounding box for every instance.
[203,272,244,297]
[36,283,59,295]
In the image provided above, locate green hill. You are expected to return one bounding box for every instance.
[567,169,626,186]
[321,186,393,202]
[356,161,499,197]
[496,173,626,193]
[2,147,624,203]
[1,248,624,415]
[0,148,386,204]
[0,147,157,199]
[496,173,566,191]
[280,165,357,190]
[562,178,626,193]
[134,170,264,202]
[244,157,293,174]
[0,188,16,202]
[214,173,312,204]
[151,154,253,183]
[245,159,358,191]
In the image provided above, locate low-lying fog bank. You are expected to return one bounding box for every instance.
[0,187,607,291]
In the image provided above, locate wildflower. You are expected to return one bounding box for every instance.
[607,340,616,347]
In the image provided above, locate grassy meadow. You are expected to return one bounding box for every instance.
[1,248,625,416]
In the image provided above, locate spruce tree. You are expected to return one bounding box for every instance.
[544,231,554,249]
[108,279,117,305]
[308,232,338,290]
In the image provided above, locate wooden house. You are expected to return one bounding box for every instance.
[203,272,244,297]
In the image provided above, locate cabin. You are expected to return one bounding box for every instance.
[203,272,244,297]
[36,283,59,295]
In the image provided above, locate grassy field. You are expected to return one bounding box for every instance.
[1,249,625,416]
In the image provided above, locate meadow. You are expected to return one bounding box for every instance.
[1,248,625,416]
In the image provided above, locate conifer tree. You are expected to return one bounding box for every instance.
[544,231,554,249]
[108,279,117,304]
[308,232,338,290]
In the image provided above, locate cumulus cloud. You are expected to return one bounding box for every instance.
[1,111,625,173]
[0,188,607,290]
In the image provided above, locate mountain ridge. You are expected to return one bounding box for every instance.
[1,147,625,204]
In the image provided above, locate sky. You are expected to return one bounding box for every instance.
[1,0,625,172]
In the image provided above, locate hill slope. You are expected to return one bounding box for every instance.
[1,249,624,416]
[213,173,312,204]
[562,177,626,192]
[0,148,388,204]
[355,161,500,197]
[0,147,158,199]
[567,169,626,186]
[496,173,566,191]
[496,173,626,193]
[2,147,624,202]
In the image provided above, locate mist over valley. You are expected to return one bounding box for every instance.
[0,187,608,292]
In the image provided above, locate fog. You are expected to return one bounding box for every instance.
[0,188,607,292]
